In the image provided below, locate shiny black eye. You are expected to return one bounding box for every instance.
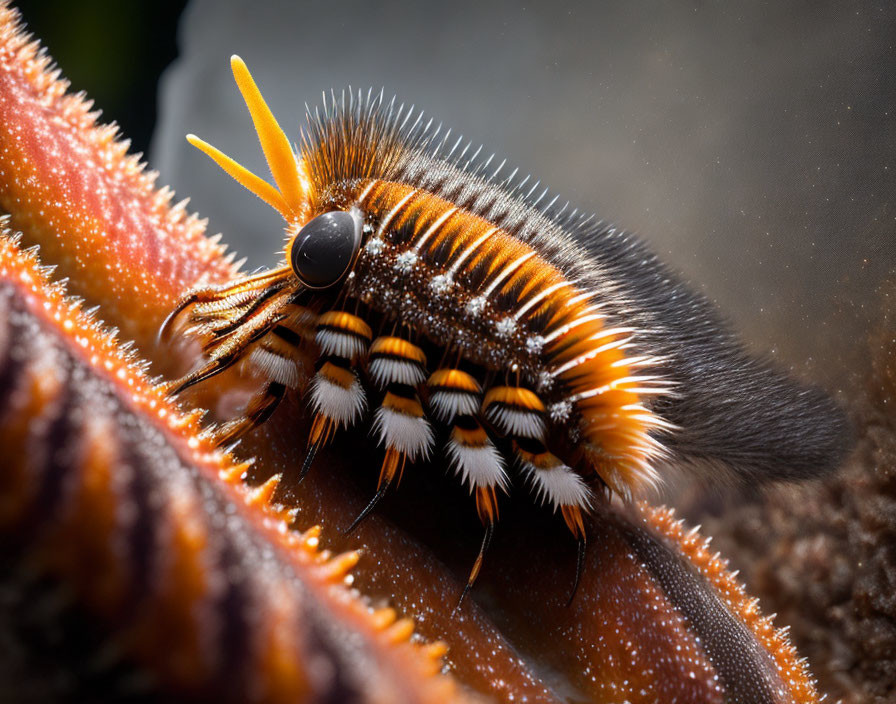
[290,210,362,289]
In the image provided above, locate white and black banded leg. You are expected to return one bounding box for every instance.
[482,385,547,442]
[480,384,592,603]
[302,311,372,481]
[349,337,432,533]
[304,360,367,480]
[212,315,313,447]
[516,438,594,605]
[448,414,508,608]
[428,368,508,605]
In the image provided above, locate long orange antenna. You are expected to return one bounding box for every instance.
[186,134,292,219]
[230,55,305,216]
[185,56,306,221]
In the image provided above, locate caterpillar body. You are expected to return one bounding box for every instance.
[162,56,851,600]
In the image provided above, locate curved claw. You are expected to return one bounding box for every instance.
[213,382,287,447]
[300,415,336,483]
[345,448,406,534]
[345,481,392,535]
[168,355,238,396]
[157,292,199,346]
[297,439,322,484]
[566,535,587,607]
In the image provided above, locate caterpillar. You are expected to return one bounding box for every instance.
[161,56,851,602]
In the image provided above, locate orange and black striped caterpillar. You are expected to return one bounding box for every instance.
[161,56,851,602]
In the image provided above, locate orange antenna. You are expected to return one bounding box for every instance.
[186,134,291,218]
[230,56,304,215]
[185,55,304,221]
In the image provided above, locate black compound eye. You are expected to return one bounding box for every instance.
[290,210,362,289]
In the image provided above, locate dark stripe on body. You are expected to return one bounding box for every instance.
[621,519,784,704]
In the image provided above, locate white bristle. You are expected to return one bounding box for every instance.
[446,439,508,492]
[369,357,426,387]
[309,373,366,428]
[485,406,546,440]
[372,407,434,461]
[521,462,593,512]
[316,329,367,360]
[249,348,300,388]
[428,391,480,423]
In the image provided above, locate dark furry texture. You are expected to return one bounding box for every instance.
[577,224,854,483]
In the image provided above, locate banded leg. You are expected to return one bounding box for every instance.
[450,416,505,607]
[483,385,592,603]
[214,381,287,447]
[240,302,319,450]
[302,311,372,480]
[516,439,592,604]
[158,266,292,343]
[349,337,431,531]
[165,281,313,448]
[429,368,507,603]
[246,310,317,390]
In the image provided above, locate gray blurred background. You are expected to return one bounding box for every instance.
[28,0,891,388]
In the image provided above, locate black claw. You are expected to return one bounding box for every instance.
[297,440,321,483]
[566,535,587,607]
[220,437,243,454]
[157,293,197,346]
[345,482,391,535]
[454,583,474,613]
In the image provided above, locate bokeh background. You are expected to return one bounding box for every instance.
[18,0,896,389]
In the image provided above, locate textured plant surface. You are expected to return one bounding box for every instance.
[1,2,891,702]
[0,231,457,704]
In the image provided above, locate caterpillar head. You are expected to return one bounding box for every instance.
[186,56,366,292]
